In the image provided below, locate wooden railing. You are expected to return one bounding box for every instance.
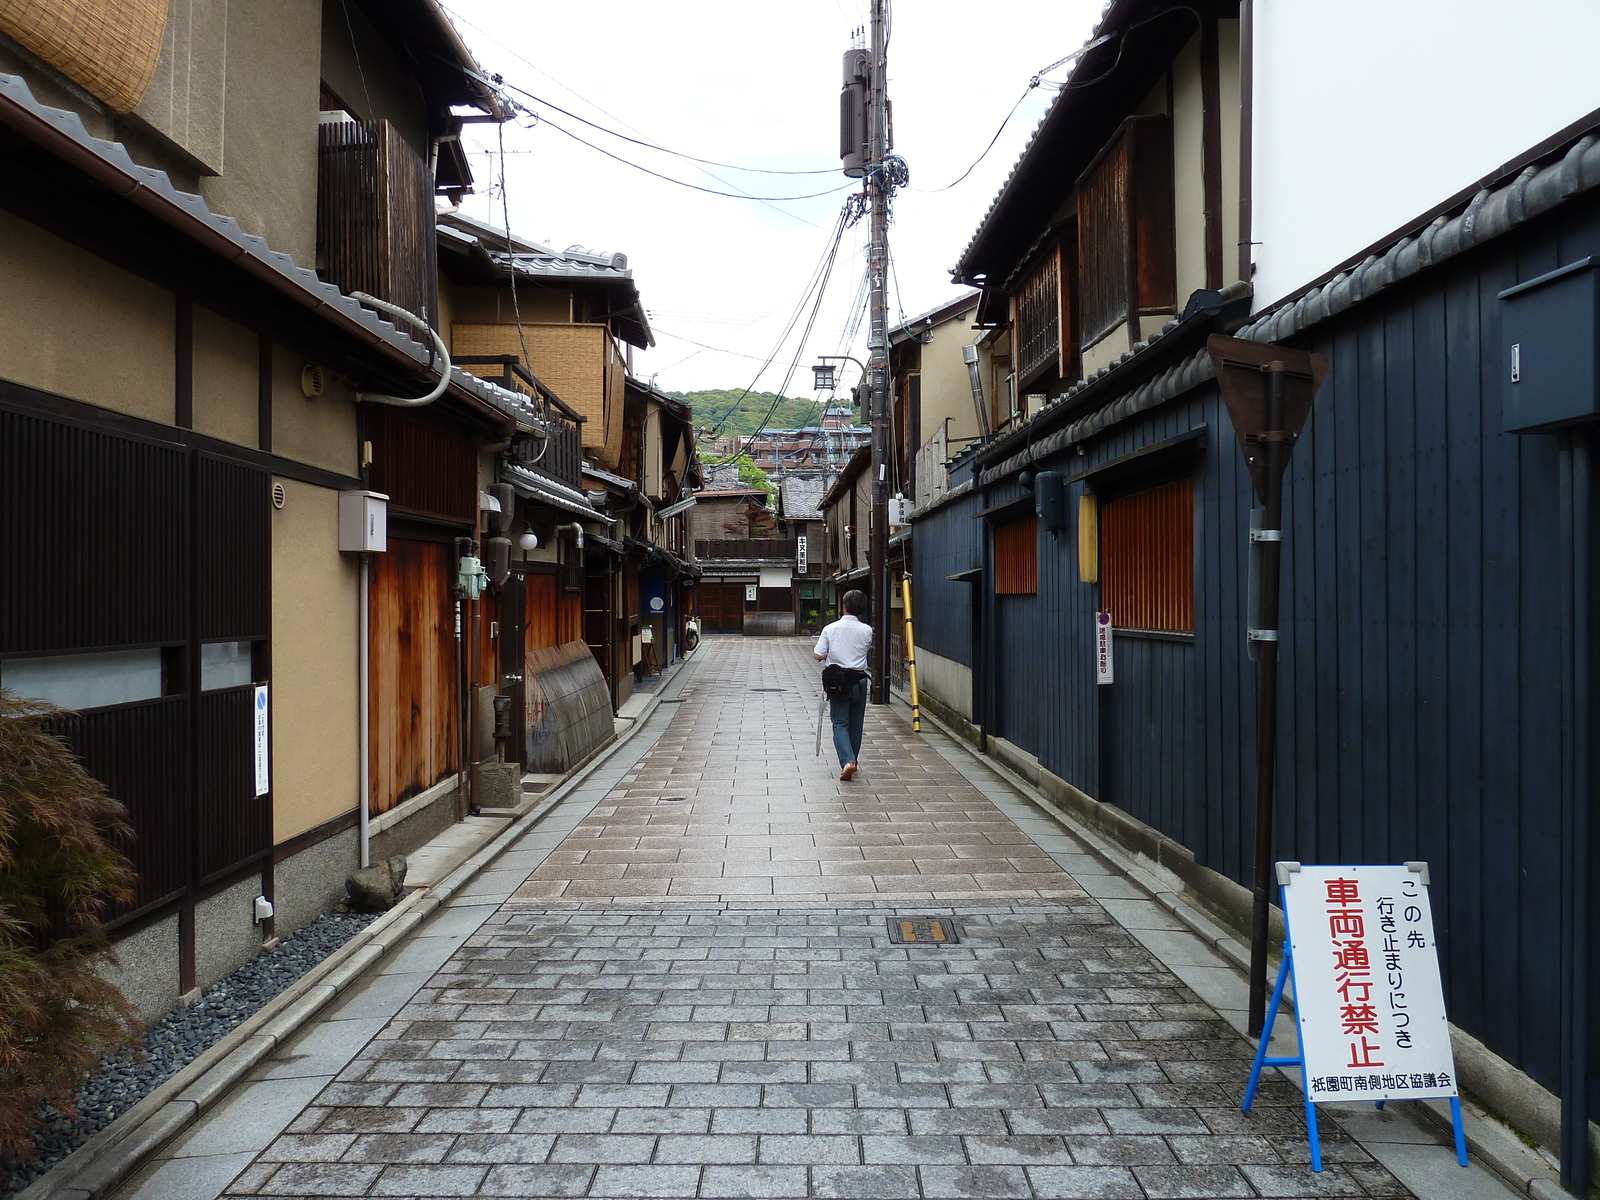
[694,538,797,561]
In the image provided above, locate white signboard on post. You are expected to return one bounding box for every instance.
[1096,611,1114,685]
[253,684,270,797]
[1281,863,1458,1103]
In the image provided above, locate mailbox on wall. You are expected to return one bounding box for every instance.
[1500,258,1600,434]
[338,490,388,552]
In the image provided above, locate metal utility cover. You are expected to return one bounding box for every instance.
[1206,336,1329,503]
[886,917,961,945]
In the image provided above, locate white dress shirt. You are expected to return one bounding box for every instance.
[814,614,873,670]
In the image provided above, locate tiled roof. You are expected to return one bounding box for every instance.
[0,72,558,439]
[780,476,826,520]
[436,210,653,348]
[970,129,1600,482]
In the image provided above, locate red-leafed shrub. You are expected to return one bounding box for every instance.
[0,690,139,1161]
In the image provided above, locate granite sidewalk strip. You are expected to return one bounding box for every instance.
[161,636,1490,1200]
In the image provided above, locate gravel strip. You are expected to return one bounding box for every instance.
[1,909,376,1196]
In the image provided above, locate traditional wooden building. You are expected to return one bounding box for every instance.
[910,0,1600,1178]
[0,0,507,1017]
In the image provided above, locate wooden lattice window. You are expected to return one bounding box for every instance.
[1015,249,1061,385]
[994,515,1038,595]
[1077,115,1175,348]
[1101,478,1193,632]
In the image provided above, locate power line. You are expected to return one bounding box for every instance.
[494,79,839,177]
[914,84,1036,192]
[484,116,854,204]
[702,204,852,441]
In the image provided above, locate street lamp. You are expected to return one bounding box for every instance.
[812,355,865,395]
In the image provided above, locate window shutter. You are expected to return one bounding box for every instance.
[994,515,1038,595]
[1101,478,1192,632]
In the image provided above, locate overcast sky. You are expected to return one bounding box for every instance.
[440,0,1103,404]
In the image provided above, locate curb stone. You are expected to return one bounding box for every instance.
[899,698,1564,1200]
[17,650,701,1200]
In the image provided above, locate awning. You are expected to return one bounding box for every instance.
[504,465,614,524]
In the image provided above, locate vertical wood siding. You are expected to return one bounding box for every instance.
[525,571,560,652]
[911,490,981,665]
[368,539,459,814]
[365,406,477,525]
[0,410,188,653]
[993,516,1039,594]
[1101,478,1194,632]
[912,197,1600,1098]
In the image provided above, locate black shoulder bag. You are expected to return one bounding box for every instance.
[822,664,867,697]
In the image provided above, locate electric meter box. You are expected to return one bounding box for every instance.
[338,490,388,552]
[1500,258,1600,433]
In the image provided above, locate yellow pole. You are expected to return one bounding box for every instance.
[901,575,921,732]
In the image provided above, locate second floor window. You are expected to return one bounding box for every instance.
[1077,115,1175,349]
[1015,248,1061,386]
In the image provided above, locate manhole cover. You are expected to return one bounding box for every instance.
[886,917,962,945]
[657,796,686,803]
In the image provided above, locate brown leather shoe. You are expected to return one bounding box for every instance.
[840,762,857,781]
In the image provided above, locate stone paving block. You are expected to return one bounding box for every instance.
[812,1163,923,1198]
[919,1163,1032,1199]
[1133,1163,1258,1197]
[589,1164,702,1196]
[1024,1164,1146,1199]
[476,1162,595,1196]
[757,1134,863,1165]
[699,1164,810,1198]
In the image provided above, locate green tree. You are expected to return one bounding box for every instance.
[0,690,139,1160]
[672,389,840,438]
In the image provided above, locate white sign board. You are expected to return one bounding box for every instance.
[745,584,758,603]
[253,684,270,797]
[1095,612,1114,685]
[796,535,808,573]
[1282,864,1457,1103]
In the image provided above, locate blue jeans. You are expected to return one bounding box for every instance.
[830,677,868,768]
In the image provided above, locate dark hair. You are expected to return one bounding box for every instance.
[842,589,868,617]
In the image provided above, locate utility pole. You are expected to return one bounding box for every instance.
[865,0,892,704]
[837,6,895,704]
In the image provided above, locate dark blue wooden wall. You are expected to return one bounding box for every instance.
[909,196,1600,1096]
[911,491,981,665]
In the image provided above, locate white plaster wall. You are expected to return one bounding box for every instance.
[916,646,973,722]
[1252,0,1600,309]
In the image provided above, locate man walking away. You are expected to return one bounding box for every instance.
[814,589,873,781]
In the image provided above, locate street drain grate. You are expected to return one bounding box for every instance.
[750,688,785,692]
[657,796,686,803]
[886,917,962,945]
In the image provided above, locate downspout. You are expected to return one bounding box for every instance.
[1236,0,1254,285]
[358,553,370,868]
[557,521,586,549]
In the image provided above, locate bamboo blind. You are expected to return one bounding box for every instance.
[0,0,167,112]
[993,515,1038,595]
[1101,478,1193,632]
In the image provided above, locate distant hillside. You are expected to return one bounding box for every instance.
[672,389,837,437]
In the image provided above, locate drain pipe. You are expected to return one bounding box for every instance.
[358,552,370,868]
[350,292,452,408]
[557,521,585,549]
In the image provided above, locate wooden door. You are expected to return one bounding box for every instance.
[369,539,458,815]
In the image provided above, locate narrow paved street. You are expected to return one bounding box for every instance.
[142,637,1433,1200]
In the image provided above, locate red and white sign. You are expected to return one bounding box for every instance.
[1281,863,1458,1103]
[1095,611,1114,685]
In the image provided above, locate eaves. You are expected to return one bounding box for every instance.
[974,131,1600,484]
[0,72,521,436]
